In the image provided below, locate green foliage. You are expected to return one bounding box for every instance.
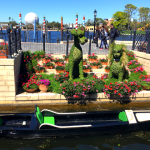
[112,11,128,30]
[55,65,65,70]
[124,4,137,29]
[108,43,128,81]
[54,72,69,83]
[103,81,142,98]
[60,76,104,98]
[69,26,87,80]
[22,79,38,90]
[138,7,150,26]
[30,51,45,59]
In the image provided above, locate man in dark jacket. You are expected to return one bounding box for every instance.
[109,24,116,45]
[93,26,100,49]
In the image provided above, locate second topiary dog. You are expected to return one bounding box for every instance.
[108,43,128,81]
[67,26,88,80]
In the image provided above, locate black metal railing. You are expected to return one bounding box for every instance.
[0,28,22,58]
[132,30,150,53]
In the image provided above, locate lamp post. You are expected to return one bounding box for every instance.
[93,9,97,39]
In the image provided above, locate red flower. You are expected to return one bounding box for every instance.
[110,82,112,85]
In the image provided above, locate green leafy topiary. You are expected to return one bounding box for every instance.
[108,43,128,81]
[68,26,88,80]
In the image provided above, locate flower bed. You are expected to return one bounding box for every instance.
[60,77,104,98]
[100,57,108,65]
[88,53,98,62]
[105,66,110,72]
[63,54,69,61]
[43,61,55,69]
[90,61,102,69]
[103,81,142,98]
[83,65,91,72]
[0,42,8,58]
[83,59,87,65]
[19,50,149,99]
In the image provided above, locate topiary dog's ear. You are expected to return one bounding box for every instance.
[71,29,78,36]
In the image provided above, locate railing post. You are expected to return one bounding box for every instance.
[147,33,150,53]
[37,31,38,43]
[6,28,12,58]
[132,30,136,50]
[88,35,92,55]
[87,29,89,39]
[13,28,17,54]
[130,30,132,40]
[66,34,69,55]
[18,28,22,50]
[24,31,26,42]
[43,33,45,52]
[61,29,63,41]
[49,31,51,43]
[57,36,60,43]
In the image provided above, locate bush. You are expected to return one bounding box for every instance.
[103,81,142,98]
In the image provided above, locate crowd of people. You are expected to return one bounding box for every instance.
[93,24,117,50]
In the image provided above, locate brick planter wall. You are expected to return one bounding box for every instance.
[134,51,150,74]
[0,51,22,101]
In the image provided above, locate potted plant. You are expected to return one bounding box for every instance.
[105,65,110,72]
[83,65,91,72]
[43,54,53,62]
[22,79,38,93]
[100,58,108,65]
[141,78,150,90]
[56,65,65,73]
[83,59,87,65]
[43,61,55,69]
[0,42,9,58]
[33,65,45,73]
[103,81,142,99]
[30,74,42,83]
[38,79,50,92]
[90,61,102,69]
[54,58,64,66]
[63,54,69,62]
[88,53,98,62]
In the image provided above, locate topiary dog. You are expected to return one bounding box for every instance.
[108,43,128,81]
[67,26,88,80]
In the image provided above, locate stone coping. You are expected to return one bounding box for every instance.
[15,91,150,103]
[0,50,22,65]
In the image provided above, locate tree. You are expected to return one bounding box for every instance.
[112,11,128,30]
[95,18,106,25]
[138,7,150,26]
[124,4,137,30]
[8,17,11,24]
[85,19,93,26]
[9,21,18,26]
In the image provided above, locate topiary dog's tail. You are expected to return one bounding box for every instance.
[108,42,115,66]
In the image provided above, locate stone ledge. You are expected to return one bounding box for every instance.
[14,91,150,104]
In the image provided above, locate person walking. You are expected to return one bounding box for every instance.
[93,26,100,49]
[99,25,109,50]
[109,24,116,45]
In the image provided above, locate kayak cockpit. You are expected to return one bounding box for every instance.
[34,105,128,130]
[0,114,33,129]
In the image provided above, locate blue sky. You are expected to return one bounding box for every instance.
[1,0,150,24]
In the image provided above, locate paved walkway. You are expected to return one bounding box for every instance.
[21,42,133,55]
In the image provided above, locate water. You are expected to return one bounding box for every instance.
[1,131,150,149]
[1,102,150,149]
[1,30,133,43]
